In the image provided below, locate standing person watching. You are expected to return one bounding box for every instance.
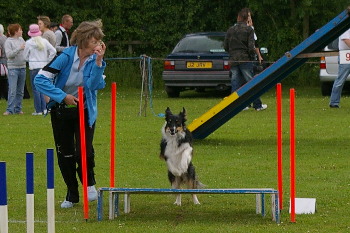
[34,19,106,208]
[3,23,26,115]
[0,24,8,100]
[246,8,263,65]
[55,14,73,54]
[329,28,350,108]
[24,24,56,115]
[37,15,56,47]
[224,8,267,111]
[50,22,59,32]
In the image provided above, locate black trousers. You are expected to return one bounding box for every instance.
[50,106,96,203]
[0,76,8,100]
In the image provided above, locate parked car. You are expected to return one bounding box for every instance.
[319,37,350,96]
[162,32,230,97]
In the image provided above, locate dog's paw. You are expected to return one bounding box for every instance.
[174,200,182,206]
[193,200,201,205]
[193,195,200,205]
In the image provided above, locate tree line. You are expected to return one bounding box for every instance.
[1,0,348,58]
[1,0,349,85]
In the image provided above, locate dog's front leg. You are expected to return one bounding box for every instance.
[172,178,181,206]
[174,194,182,206]
[192,194,200,205]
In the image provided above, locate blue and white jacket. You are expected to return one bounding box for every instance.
[34,46,106,127]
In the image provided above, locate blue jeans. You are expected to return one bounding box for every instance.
[6,68,26,114]
[230,62,262,109]
[30,69,46,113]
[330,63,350,106]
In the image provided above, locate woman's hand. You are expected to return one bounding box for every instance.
[64,94,79,106]
[94,41,106,67]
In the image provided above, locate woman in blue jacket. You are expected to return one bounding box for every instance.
[35,19,106,208]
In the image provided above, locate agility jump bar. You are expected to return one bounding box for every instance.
[97,187,280,223]
[188,7,350,139]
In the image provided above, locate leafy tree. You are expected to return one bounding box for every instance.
[1,0,348,58]
[246,0,349,60]
[1,0,349,86]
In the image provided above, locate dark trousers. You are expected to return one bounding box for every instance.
[0,76,8,100]
[50,106,96,203]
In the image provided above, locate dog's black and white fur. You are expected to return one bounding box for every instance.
[160,107,202,206]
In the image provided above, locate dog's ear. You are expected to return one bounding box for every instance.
[165,107,172,120]
[180,107,187,122]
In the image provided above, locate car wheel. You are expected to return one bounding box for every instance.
[321,82,332,96]
[165,86,180,98]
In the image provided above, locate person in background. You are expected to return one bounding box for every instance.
[240,8,265,110]
[35,19,106,208]
[246,8,263,66]
[3,23,26,115]
[24,24,56,115]
[50,22,59,32]
[329,28,350,108]
[0,24,8,100]
[37,15,56,47]
[224,8,267,111]
[55,14,73,54]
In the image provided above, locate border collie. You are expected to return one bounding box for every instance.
[160,107,203,206]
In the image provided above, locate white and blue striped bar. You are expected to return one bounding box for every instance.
[46,149,55,233]
[26,152,34,233]
[0,161,8,233]
[97,187,280,223]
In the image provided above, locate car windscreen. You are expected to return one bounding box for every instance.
[172,35,225,53]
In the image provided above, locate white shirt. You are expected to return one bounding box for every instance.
[339,29,350,50]
[55,26,69,52]
[24,36,56,70]
[63,49,92,97]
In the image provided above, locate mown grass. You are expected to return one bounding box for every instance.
[1,84,350,232]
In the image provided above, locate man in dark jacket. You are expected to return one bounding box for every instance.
[55,14,73,54]
[224,8,267,111]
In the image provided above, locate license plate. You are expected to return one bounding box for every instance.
[186,61,212,68]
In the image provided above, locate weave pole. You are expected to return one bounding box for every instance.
[26,152,34,233]
[110,82,117,188]
[46,149,55,233]
[290,88,296,222]
[0,161,8,233]
[276,83,283,210]
[78,86,89,220]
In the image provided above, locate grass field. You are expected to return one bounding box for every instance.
[1,84,350,232]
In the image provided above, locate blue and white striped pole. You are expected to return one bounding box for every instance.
[0,161,8,233]
[46,149,55,233]
[26,152,34,233]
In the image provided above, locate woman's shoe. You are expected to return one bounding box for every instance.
[60,200,74,208]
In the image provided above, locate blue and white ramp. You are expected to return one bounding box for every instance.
[188,7,350,139]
